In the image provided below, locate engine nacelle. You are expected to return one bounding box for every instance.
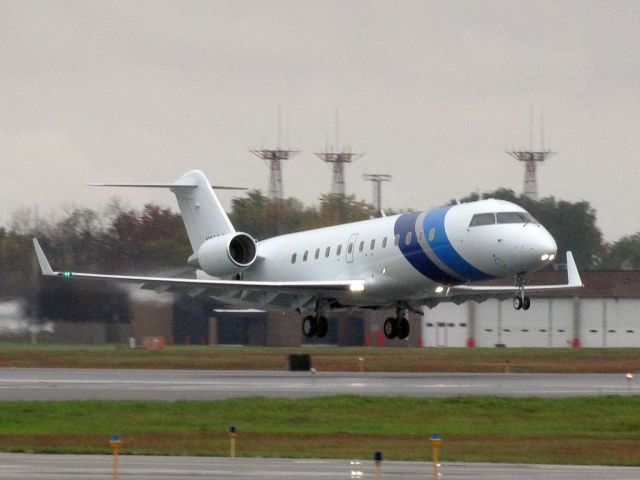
[196,232,257,277]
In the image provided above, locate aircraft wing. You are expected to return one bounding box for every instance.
[449,251,583,294]
[32,239,365,298]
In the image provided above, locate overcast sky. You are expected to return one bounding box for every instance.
[1,0,639,242]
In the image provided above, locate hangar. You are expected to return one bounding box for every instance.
[421,270,640,348]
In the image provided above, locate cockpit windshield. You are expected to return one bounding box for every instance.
[469,211,539,227]
[469,213,495,226]
[518,212,538,224]
[496,212,524,224]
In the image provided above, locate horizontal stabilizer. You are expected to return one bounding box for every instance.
[93,170,239,251]
[90,182,247,190]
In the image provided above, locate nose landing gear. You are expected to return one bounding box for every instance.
[513,273,531,311]
[513,295,530,310]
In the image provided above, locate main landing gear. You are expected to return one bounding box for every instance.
[302,315,328,338]
[302,301,329,338]
[513,273,531,311]
[383,306,410,340]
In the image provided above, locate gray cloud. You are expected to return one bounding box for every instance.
[1,0,639,241]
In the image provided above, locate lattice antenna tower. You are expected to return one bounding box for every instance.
[506,108,555,200]
[314,109,363,195]
[250,107,300,203]
[362,174,392,213]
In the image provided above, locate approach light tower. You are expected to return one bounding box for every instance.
[508,109,555,200]
[506,149,555,201]
[250,107,300,203]
[315,149,363,196]
[362,173,392,213]
[315,108,363,196]
[250,147,300,202]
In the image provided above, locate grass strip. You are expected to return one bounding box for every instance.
[1,396,639,465]
[1,343,640,373]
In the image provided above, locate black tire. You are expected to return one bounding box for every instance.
[522,296,531,310]
[513,296,523,310]
[316,316,329,338]
[302,315,317,337]
[383,317,398,339]
[397,318,410,340]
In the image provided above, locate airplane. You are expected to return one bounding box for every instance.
[33,169,583,340]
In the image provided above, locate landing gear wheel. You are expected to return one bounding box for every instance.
[522,296,531,310]
[383,317,398,339]
[316,316,329,338]
[397,318,410,340]
[513,296,523,310]
[302,315,317,338]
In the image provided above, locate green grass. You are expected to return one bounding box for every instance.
[1,396,640,465]
[1,343,640,372]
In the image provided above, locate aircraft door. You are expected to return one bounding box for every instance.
[346,233,358,264]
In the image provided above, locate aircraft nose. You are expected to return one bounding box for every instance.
[531,228,557,264]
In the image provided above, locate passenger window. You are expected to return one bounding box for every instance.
[303,250,308,261]
[315,248,320,259]
[418,231,424,241]
[348,243,353,254]
[370,239,375,250]
[359,241,364,252]
[337,244,342,255]
[405,232,412,245]
[497,212,524,224]
[291,253,297,264]
[469,213,496,227]
[394,234,400,246]
[382,237,387,248]
[325,246,330,257]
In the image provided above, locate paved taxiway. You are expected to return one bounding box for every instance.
[0,368,636,400]
[2,454,640,479]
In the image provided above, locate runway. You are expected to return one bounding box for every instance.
[0,368,636,400]
[1,454,640,479]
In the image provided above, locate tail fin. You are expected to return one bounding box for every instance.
[171,170,234,251]
[92,169,235,252]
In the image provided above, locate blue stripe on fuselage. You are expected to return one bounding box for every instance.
[424,206,494,281]
[394,212,460,284]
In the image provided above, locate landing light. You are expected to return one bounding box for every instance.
[435,286,444,293]
[350,281,365,292]
[541,254,549,261]
[549,254,556,261]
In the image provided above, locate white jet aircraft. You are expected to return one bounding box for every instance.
[33,170,582,340]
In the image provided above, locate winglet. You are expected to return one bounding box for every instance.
[32,239,55,276]
[566,251,583,288]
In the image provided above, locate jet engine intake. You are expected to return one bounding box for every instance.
[196,232,257,277]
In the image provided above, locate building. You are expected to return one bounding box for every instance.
[421,270,640,348]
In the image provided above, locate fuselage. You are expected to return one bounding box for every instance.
[198,199,557,307]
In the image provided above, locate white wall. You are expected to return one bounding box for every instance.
[613,299,640,347]
[422,303,468,347]
[422,297,640,348]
